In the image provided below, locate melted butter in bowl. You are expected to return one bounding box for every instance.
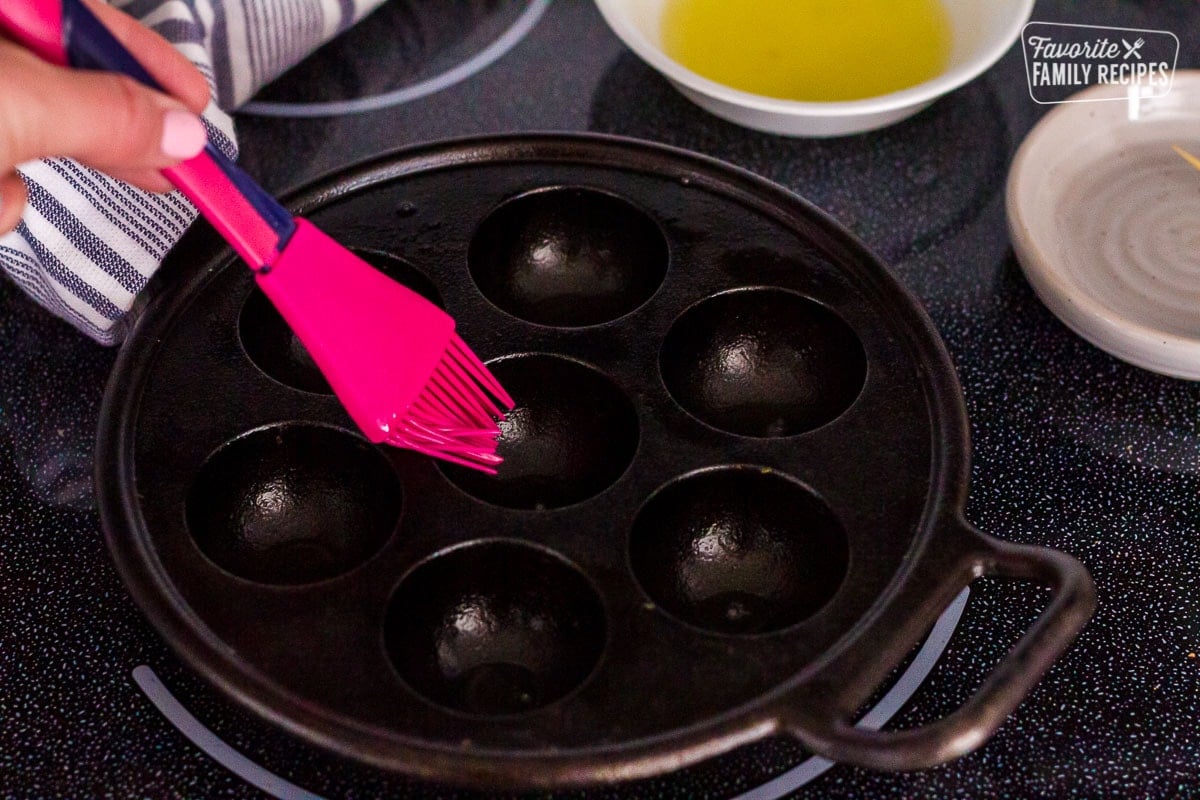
[659,0,951,102]
[593,0,1033,136]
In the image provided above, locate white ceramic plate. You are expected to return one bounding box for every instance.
[1008,71,1200,379]
[592,0,1033,137]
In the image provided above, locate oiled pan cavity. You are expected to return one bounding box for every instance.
[440,354,639,509]
[661,288,866,437]
[469,188,668,326]
[385,541,606,716]
[239,249,442,394]
[186,424,401,584]
[630,467,849,635]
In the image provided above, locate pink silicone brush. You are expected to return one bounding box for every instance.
[0,0,513,472]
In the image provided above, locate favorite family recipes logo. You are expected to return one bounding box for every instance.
[1021,22,1178,104]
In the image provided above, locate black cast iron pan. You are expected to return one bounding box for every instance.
[96,134,1095,789]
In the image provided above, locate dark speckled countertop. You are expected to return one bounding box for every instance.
[3,1,1200,797]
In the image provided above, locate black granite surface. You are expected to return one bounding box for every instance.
[3,1,1200,798]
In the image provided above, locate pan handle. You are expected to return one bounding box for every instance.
[786,517,1095,771]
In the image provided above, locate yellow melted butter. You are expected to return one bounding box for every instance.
[660,0,952,102]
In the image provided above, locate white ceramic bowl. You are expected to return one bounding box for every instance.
[592,0,1034,137]
[1007,71,1200,380]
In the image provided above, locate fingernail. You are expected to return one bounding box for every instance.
[160,109,207,160]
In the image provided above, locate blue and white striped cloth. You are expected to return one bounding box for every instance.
[0,0,385,344]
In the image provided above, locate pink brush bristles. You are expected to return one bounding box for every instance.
[387,335,514,474]
[252,220,515,474]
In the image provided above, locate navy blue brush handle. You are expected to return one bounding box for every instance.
[59,0,296,245]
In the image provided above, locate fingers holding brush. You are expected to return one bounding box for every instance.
[0,0,211,234]
[78,0,210,111]
[0,171,26,234]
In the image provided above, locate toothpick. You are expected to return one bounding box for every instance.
[1171,144,1200,172]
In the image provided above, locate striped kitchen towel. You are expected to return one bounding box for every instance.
[0,0,385,345]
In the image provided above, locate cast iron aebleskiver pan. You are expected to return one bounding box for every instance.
[96,134,1095,789]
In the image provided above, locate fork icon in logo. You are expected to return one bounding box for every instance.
[1122,37,1145,59]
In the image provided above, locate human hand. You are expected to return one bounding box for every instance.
[0,0,210,234]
